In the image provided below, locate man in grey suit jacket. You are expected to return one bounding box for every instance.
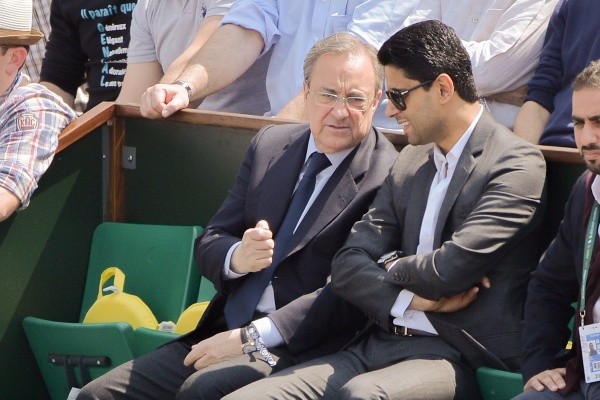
[78,33,398,400]
[224,20,547,400]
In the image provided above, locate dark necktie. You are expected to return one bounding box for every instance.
[224,152,331,328]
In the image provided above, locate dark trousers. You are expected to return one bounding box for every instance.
[224,328,482,400]
[77,339,297,400]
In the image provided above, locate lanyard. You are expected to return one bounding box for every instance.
[580,201,600,326]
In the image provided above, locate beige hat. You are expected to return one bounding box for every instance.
[0,0,43,46]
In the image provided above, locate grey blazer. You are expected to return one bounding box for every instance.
[331,111,547,370]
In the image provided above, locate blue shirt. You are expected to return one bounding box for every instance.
[220,0,419,127]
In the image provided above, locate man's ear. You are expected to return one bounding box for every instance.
[303,81,309,100]
[436,73,455,104]
[372,89,383,109]
[6,47,27,75]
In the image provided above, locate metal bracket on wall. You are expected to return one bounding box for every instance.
[121,146,136,170]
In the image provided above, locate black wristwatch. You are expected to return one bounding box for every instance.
[377,250,403,268]
[240,324,259,354]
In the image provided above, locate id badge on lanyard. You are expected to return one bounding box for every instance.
[578,202,600,383]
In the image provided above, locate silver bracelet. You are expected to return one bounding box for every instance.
[245,323,277,367]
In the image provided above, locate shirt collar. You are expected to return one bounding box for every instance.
[1,72,24,105]
[307,133,354,170]
[592,175,600,205]
[432,105,483,173]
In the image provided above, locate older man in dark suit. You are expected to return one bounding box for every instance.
[224,20,547,400]
[77,32,398,400]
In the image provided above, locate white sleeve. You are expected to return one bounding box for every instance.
[348,0,422,48]
[253,316,284,347]
[463,0,558,95]
[223,241,247,279]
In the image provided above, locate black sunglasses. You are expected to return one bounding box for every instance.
[385,80,433,111]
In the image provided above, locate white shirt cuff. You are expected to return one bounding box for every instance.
[223,241,246,279]
[252,317,284,348]
[390,290,438,335]
[390,289,414,318]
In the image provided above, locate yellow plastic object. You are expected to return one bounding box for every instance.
[174,301,210,334]
[83,267,158,330]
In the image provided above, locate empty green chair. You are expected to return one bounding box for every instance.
[477,367,523,400]
[23,222,202,400]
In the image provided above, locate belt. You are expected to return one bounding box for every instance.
[393,325,436,337]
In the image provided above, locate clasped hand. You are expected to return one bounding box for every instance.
[230,220,274,274]
[409,276,491,313]
[140,83,190,119]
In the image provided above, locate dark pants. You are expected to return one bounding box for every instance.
[77,339,297,400]
[223,328,482,400]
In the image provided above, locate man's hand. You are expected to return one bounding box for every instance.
[409,277,491,313]
[230,220,274,274]
[140,83,190,119]
[486,85,528,107]
[183,329,243,370]
[524,368,566,392]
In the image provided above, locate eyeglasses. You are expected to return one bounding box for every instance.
[385,80,433,111]
[308,89,371,111]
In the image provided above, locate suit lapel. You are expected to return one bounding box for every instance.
[256,129,310,232]
[404,150,436,254]
[284,128,377,258]
[433,112,492,248]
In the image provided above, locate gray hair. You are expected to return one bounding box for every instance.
[303,32,384,94]
[573,59,600,91]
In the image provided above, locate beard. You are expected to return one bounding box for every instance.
[581,144,600,174]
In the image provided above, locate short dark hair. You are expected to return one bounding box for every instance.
[378,20,478,103]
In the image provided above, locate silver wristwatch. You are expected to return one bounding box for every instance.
[173,79,193,99]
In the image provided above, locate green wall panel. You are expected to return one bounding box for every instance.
[123,119,254,226]
[1,132,103,399]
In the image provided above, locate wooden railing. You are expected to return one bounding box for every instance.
[58,102,584,165]
[55,102,584,222]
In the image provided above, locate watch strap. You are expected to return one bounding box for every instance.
[173,80,193,99]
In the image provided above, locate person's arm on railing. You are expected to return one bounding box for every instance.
[513,100,551,144]
[140,24,264,119]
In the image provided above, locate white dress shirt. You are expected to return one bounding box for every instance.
[390,106,483,334]
[224,134,352,345]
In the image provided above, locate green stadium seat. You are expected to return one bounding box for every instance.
[23,222,202,400]
[132,267,217,357]
[477,367,523,400]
